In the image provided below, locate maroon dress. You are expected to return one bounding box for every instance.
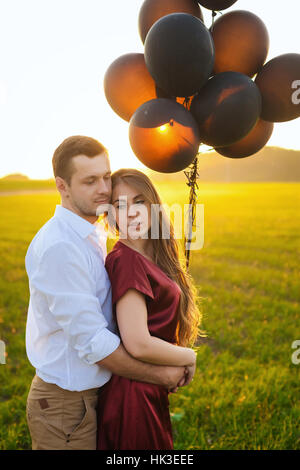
[96,240,181,450]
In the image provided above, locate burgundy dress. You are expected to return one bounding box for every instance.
[96,240,181,450]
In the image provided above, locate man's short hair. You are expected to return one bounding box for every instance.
[52,135,107,185]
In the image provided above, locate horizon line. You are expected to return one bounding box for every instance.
[1,145,299,180]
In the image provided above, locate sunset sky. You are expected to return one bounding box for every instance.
[0,0,299,179]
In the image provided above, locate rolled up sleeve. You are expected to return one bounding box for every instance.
[31,241,120,364]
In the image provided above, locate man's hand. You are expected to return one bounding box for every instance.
[169,362,196,393]
[162,366,186,392]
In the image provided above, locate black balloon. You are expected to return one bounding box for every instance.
[255,53,300,122]
[190,72,262,147]
[144,13,214,97]
[215,118,274,158]
[198,0,238,10]
[138,0,203,44]
[129,98,200,173]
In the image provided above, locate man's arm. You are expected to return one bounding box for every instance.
[31,241,121,364]
[97,343,188,390]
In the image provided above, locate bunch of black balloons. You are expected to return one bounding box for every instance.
[104,0,300,173]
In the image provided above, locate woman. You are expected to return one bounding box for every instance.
[97,169,203,450]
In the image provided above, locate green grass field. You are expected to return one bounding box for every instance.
[0,180,299,450]
[0,178,56,193]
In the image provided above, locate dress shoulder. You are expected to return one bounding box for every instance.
[105,242,154,305]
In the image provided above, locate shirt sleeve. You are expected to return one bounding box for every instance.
[105,251,154,307]
[30,241,120,365]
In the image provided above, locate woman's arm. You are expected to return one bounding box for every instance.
[115,288,196,367]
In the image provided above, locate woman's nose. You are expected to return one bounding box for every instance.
[128,204,139,218]
[128,210,138,219]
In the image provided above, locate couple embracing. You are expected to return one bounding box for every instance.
[25,135,202,450]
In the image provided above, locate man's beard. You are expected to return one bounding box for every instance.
[72,198,98,218]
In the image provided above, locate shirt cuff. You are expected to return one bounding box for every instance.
[82,328,121,365]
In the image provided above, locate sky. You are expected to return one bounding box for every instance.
[0,0,299,179]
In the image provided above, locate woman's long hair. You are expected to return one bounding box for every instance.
[104,168,205,347]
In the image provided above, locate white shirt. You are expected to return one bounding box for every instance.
[25,204,120,391]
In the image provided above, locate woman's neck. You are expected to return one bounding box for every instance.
[119,237,153,261]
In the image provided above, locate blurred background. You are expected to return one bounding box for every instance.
[0,0,299,451]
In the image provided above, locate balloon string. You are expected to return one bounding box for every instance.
[183,96,191,108]
[183,154,199,270]
[211,10,217,31]
[210,10,222,32]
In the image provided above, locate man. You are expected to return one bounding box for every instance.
[25,135,193,450]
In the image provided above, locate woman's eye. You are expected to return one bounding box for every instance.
[136,200,144,204]
[86,181,94,185]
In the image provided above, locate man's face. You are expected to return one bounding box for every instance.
[61,153,112,221]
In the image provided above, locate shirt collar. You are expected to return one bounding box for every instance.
[54,205,97,239]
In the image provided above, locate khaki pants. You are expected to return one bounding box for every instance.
[26,375,100,450]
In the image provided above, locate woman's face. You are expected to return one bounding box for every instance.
[111,181,151,240]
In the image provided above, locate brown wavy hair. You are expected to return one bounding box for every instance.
[52,135,107,185]
[103,168,205,347]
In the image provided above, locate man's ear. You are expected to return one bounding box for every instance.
[55,176,70,197]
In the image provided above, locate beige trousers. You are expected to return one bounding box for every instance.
[26,375,100,450]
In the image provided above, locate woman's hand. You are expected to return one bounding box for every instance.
[169,355,197,393]
[182,363,196,386]
[185,349,196,367]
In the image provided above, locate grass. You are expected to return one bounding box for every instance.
[0,180,299,450]
[0,179,55,193]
